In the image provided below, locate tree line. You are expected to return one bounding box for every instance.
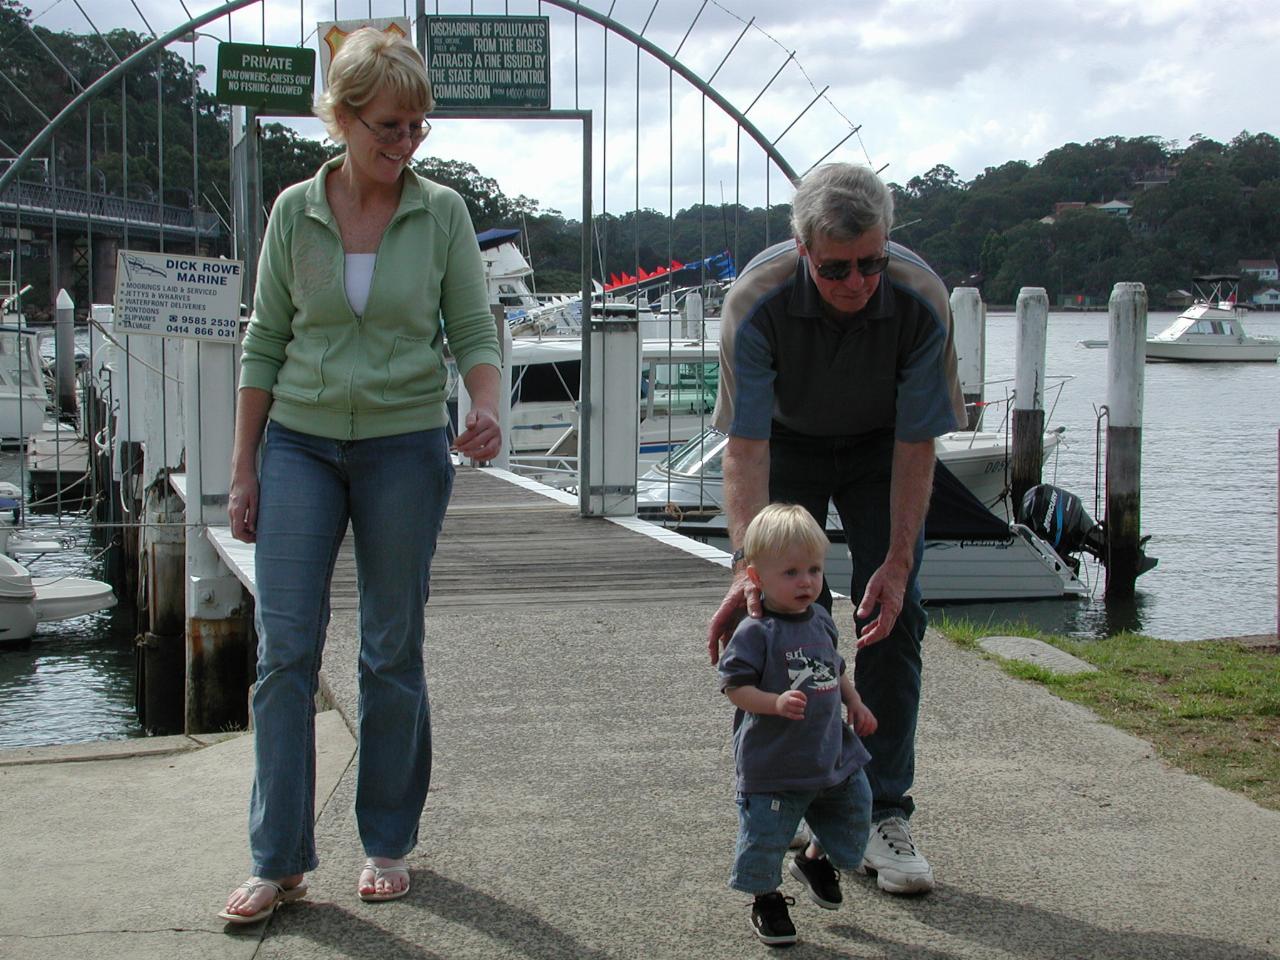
[3,0,1277,308]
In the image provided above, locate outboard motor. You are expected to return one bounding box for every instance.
[1019,484,1107,569]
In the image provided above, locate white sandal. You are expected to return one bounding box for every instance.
[218,876,308,924]
[358,858,411,902]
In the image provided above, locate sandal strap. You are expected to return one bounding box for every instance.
[237,877,285,896]
[363,859,410,880]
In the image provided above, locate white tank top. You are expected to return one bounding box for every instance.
[344,253,377,316]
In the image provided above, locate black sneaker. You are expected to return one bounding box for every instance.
[788,852,842,910]
[750,891,798,946]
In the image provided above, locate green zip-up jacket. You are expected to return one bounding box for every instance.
[239,156,501,440]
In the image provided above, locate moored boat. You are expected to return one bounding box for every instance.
[1082,275,1280,362]
[636,439,1092,602]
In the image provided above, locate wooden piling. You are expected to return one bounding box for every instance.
[1011,287,1048,514]
[583,318,640,516]
[54,289,77,419]
[950,287,986,430]
[182,338,252,734]
[135,477,186,734]
[1105,282,1148,598]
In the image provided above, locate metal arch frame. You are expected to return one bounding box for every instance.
[0,0,803,194]
[0,0,262,196]
[0,0,804,518]
[413,0,801,187]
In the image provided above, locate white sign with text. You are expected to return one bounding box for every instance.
[113,251,244,341]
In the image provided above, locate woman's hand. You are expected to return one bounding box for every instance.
[453,406,502,462]
[228,471,260,543]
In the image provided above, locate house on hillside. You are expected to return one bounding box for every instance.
[1239,259,1279,282]
[1092,199,1133,218]
[1251,287,1280,310]
[1134,165,1176,191]
[1041,199,1132,224]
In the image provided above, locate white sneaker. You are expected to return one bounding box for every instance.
[859,817,935,894]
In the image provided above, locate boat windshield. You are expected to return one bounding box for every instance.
[661,428,728,478]
[644,360,718,415]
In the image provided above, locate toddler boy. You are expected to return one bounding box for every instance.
[717,503,877,946]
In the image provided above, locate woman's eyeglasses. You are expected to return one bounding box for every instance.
[356,114,431,146]
[812,251,891,281]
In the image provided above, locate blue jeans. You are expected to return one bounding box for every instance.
[769,429,927,823]
[247,422,454,877]
[730,771,872,894]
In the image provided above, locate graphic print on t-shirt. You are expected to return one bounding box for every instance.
[786,649,838,692]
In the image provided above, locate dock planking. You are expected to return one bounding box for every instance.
[327,467,730,611]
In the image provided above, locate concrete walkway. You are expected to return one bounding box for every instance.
[4,598,1277,959]
[3,461,1278,960]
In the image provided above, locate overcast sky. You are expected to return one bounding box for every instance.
[28,0,1279,219]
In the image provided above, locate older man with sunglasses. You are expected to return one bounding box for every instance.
[708,163,966,896]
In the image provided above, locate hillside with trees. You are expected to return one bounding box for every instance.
[2,0,1277,307]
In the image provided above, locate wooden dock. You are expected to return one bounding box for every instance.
[334,467,732,612]
[207,465,733,614]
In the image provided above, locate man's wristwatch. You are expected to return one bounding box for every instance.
[731,547,746,571]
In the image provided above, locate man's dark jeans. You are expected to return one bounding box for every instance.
[769,429,926,822]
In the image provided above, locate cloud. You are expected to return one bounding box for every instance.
[14,0,1276,219]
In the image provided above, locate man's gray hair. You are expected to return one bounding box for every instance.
[790,163,894,247]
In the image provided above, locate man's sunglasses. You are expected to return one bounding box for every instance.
[356,114,431,146]
[812,251,891,281]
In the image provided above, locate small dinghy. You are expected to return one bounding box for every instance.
[0,547,117,644]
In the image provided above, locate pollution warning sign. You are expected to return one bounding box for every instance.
[426,16,550,110]
[113,251,245,342]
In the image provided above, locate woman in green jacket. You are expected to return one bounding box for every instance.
[219,28,501,923]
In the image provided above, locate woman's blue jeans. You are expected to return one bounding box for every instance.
[247,421,454,878]
[769,429,927,823]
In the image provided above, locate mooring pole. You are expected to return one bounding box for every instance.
[1011,287,1048,513]
[950,286,985,430]
[183,336,252,733]
[684,289,704,340]
[1105,282,1148,598]
[54,288,78,418]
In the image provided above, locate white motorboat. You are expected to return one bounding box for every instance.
[0,552,118,643]
[1146,275,1280,361]
[636,428,1094,602]
[503,335,722,469]
[500,336,1066,500]
[0,483,118,643]
[638,425,1065,519]
[478,228,584,336]
[1082,275,1280,362]
[0,284,51,443]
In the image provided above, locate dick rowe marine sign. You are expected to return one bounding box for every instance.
[113,251,245,341]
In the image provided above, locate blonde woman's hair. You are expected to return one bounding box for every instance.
[743,503,828,564]
[313,28,434,143]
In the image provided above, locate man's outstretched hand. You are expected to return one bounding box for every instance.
[707,572,762,664]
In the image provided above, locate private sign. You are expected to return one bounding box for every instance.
[216,41,316,116]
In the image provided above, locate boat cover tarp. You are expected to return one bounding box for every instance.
[923,461,1013,542]
[476,227,522,251]
[605,250,736,292]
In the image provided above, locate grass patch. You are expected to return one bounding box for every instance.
[933,614,1280,811]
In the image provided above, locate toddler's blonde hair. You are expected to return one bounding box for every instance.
[743,503,827,564]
